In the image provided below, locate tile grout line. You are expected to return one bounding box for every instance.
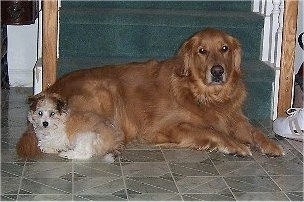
[159,147,184,201]
[118,155,129,200]
[16,160,27,200]
[209,156,237,201]
[72,159,75,200]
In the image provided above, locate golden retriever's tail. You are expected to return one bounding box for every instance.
[16,124,42,159]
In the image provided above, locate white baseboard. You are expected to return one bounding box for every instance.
[33,58,43,95]
[8,69,33,87]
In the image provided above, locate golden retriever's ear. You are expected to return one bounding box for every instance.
[230,36,242,72]
[175,53,191,77]
[176,36,200,77]
[28,93,45,111]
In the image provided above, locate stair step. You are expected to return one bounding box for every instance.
[61,1,252,12]
[60,8,263,60]
[57,57,274,120]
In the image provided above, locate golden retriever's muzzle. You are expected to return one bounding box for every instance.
[210,65,226,84]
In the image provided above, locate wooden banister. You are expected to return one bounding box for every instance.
[42,0,58,90]
[277,0,299,117]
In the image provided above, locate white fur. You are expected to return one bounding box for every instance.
[28,97,114,161]
[59,132,97,159]
[28,99,70,153]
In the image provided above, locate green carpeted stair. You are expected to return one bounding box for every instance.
[58,1,275,120]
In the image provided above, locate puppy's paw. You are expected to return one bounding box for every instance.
[40,147,57,154]
[103,153,115,163]
[59,150,92,159]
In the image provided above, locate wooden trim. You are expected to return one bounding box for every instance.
[42,0,58,90]
[277,0,299,117]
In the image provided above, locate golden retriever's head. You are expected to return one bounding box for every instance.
[177,28,242,85]
[175,28,244,104]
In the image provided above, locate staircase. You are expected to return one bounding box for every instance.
[58,1,275,121]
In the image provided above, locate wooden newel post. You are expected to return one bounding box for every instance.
[42,0,58,90]
[277,0,298,117]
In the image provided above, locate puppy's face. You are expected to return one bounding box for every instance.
[28,94,68,131]
[178,28,242,86]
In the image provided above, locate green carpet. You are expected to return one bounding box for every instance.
[58,1,274,120]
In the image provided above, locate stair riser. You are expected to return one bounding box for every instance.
[60,25,261,59]
[244,81,273,120]
[61,1,252,12]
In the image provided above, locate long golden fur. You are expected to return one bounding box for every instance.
[17,28,284,159]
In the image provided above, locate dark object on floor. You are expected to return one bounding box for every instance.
[293,63,303,108]
[1,25,9,89]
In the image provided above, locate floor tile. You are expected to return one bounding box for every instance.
[126,176,178,193]
[232,191,289,201]
[74,162,122,177]
[120,150,165,162]
[1,162,25,177]
[1,177,21,195]
[224,176,281,193]
[258,156,303,176]
[128,193,182,201]
[213,160,268,176]
[1,149,24,163]
[23,162,73,178]
[285,191,304,201]
[1,194,18,201]
[75,178,126,195]
[175,176,229,194]
[162,149,210,163]
[271,175,303,192]
[17,194,73,201]
[125,177,177,194]
[121,162,170,177]
[169,160,219,176]
[73,176,120,194]
[182,192,235,201]
[75,194,127,201]
[20,178,71,194]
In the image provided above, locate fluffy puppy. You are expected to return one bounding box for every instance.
[23,93,124,161]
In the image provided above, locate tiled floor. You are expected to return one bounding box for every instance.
[1,88,303,201]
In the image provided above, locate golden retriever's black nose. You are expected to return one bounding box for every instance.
[211,65,224,77]
[43,121,49,128]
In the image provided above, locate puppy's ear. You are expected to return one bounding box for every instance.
[28,93,45,111]
[51,93,68,114]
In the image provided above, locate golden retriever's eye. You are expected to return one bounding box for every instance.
[221,45,229,52]
[50,112,55,117]
[38,111,43,116]
[198,48,207,55]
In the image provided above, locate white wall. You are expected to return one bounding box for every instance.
[7,17,40,87]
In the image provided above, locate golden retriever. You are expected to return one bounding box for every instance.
[17,28,284,159]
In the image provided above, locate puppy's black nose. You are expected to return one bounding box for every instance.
[211,65,224,77]
[42,121,49,128]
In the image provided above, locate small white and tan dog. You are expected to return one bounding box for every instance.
[27,93,124,162]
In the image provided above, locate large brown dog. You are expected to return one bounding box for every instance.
[17,28,284,158]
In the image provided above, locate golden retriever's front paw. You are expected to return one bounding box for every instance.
[261,142,284,156]
[219,143,252,157]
